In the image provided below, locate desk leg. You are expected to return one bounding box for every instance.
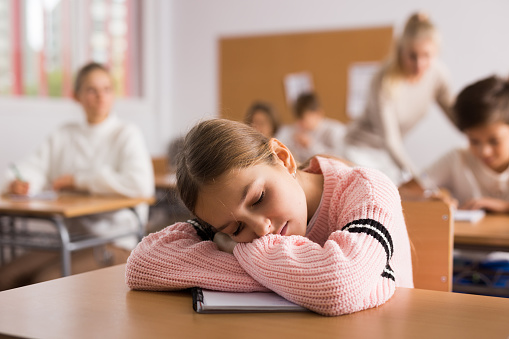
[50,216,72,277]
[129,207,144,242]
[0,217,5,265]
[8,217,15,261]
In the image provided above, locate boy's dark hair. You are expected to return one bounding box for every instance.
[293,92,321,119]
[454,75,509,131]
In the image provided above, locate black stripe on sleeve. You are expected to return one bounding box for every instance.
[341,218,395,281]
[381,264,395,281]
[188,219,215,241]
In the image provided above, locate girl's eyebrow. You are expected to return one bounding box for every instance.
[241,180,255,204]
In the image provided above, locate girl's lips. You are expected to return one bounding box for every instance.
[279,222,288,236]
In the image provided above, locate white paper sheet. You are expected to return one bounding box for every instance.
[283,72,314,107]
[346,62,379,119]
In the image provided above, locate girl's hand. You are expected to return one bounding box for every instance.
[9,180,29,195]
[213,232,238,254]
[461,197,509,213]
[52,175,75,191]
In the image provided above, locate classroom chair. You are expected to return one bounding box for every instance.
[402,199,454,292]
[151,156,169,176]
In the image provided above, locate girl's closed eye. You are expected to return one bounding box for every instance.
[232,222,244,236]
[253,191,265,206]
[232,192,265,237]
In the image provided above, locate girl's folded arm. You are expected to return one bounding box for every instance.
[233,170,400,316]
[234,230,392,316]
[125,222,268,292]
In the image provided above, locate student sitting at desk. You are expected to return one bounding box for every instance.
[0,62,154,290]
[400,75,509,212]
[126,118,413,316]
[244,101,280,138]
[276,92,345,164]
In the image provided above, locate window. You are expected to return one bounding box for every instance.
[0,0,143,98]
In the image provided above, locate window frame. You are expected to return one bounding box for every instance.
[0,0,157,117]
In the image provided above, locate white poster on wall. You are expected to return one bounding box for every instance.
[346,62,379,119]
[283,72,314,107]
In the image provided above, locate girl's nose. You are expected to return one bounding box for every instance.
[251,217,271,238]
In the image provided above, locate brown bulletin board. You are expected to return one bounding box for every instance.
[219,26,393,124]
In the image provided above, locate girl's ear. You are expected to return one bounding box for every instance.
[268,138,297,174]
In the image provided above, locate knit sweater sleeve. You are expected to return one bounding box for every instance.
[125,221,268,292]
[233,167,403,316]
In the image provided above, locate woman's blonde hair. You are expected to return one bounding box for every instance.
[176,119,276,214]
[382,12,440,95]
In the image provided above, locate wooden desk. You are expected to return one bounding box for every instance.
[0,194,154,276]
[400,188,509,251]
[152,156,175,190]
[0,194,153,218]
[453,214,509,296]
[0,264,508,339]
[455,213,509,251]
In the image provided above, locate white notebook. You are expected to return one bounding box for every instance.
[192,288,308,313]
[454,209,485,223]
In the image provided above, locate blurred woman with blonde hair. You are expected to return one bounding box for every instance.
[343,12,455,184]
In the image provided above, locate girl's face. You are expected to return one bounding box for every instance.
[194,144,308,243]
[466,122,509,173]
[74,69,114,124]
[400,38,436,81]
[250,111,273,138]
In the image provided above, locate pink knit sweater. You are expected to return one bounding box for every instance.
[126,157,414,316]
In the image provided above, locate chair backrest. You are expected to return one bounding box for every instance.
[152,156,169,176]
[402,199,453,292]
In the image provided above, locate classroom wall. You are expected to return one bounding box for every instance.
[0,1,175,188]
[169,0,509,168]
[1,0,509,188]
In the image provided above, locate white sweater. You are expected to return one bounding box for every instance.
[4,115,154,249]
[425,148,509,206]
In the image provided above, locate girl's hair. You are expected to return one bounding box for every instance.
[176,119,276,214]
[244,101,280,136]
[293,92,321,119]
[382,12,440,95]
[74,62,110,94]
[454,75,509,131]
